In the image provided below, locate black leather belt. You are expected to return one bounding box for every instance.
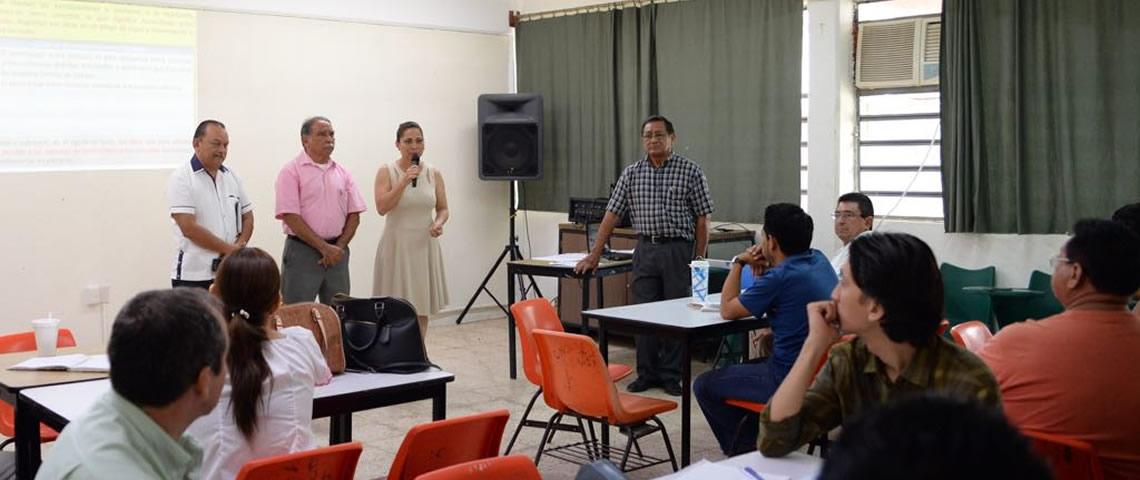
[639,234,688,245]
[288,234,341,245]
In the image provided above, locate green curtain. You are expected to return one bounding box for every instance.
[516,12,619,211]
[516,0,803,222]
[942,0,1140,233]
[654,0,803,222]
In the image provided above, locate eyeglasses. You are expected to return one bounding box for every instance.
[641,132,669,140]
[831,212,864,221]
[1049,255,1072,269]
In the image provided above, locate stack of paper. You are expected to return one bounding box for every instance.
[663,460,791,480]
[534,252,588,267]
[8,353,110,373]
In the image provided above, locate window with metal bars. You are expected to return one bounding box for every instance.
[856,90,942,219]
[854,0,944,220]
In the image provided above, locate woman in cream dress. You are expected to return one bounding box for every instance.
[373,121,449,338]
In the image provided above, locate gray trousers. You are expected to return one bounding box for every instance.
[632,238,692,384]
[281,236,351,305]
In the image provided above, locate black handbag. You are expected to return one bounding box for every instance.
[332,294,438,374]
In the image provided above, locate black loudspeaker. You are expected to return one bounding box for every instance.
[478,93,543,180]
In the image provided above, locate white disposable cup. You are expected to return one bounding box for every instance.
[31,318,60,357]
[690,260,710,305]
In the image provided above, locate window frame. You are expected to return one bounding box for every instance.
[853,59,943,220]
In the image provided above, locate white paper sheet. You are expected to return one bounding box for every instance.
[661,459,791,480]
[9,353,109,372]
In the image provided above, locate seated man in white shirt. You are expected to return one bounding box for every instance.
[37,289,228,480]
[830,192,874,275]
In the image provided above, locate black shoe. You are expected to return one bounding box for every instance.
[662,381,684,396]
[627,377,657,393]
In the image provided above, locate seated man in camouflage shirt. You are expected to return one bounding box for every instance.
[758,232,1000,457]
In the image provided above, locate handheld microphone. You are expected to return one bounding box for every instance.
[411,153,420,188]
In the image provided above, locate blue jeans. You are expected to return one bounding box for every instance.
[694,360,784,455]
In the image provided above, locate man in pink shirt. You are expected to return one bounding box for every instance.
[275,116,367,304]
[980,219,1140,480]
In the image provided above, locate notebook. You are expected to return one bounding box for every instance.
[8,353,110,373]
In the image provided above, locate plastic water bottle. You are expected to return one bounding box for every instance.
[690,260,709,305]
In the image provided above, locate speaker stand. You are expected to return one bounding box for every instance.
[455,181,543,326]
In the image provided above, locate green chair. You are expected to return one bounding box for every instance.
[709,266,729,295]
[1028,270,1064,313]
[940,263,996,332]
[708,265,756,367]
[992,270,1065,329]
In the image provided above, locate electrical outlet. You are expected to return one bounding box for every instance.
[82,285,110,306]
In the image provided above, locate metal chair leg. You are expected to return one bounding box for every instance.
[618,426,637,471]
[652,416,679,472]
[574,416,597,461]
[505,387,543,454]
[534,412,562,466]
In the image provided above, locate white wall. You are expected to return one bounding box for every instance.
[0,2,513,345]
[107,0,520,34]
[521,0,613,14]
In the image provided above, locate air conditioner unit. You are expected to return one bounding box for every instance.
[855,16,940,89]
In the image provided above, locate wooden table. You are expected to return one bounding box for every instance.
[0,346,107,480]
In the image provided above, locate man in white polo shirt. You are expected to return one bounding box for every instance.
[167,120,254,288]
[829,192,873,275]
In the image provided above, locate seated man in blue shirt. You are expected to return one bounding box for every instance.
[694,203,837,455]
[37,288,228,479]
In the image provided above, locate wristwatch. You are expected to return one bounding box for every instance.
[732,255,747,267]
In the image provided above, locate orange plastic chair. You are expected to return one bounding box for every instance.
[0,328,77,449]
[234,441,362,480]
[723,334,856,456]
[1023,430,1104,480]
[413,454,541,480]
[505,299,632,454]
[387,409,511,480]
[950,320,993,354]
[532,330,677,473]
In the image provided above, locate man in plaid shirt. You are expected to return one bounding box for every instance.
[575,115,714,396]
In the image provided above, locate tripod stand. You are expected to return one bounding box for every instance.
[455,181,542,325]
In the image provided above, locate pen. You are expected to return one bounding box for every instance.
[743,466,765,480]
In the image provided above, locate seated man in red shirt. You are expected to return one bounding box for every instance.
[980,219,1140,480]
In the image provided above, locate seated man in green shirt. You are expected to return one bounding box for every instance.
[758,232,1001,457]
[38,288,228,479]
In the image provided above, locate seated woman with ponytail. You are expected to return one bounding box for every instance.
[187,247,333,479]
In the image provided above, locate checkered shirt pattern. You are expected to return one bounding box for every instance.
[606,153,714,240]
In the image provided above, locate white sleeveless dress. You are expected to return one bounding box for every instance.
[372,162,449,315]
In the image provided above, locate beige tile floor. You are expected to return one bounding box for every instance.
[316,314,735,479]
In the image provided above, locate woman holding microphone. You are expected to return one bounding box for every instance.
[373,121,450,339]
